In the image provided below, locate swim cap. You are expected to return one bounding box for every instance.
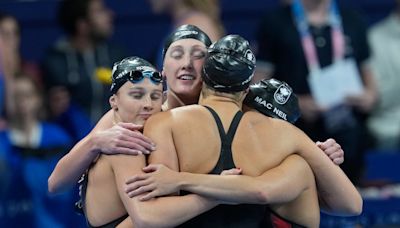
[202,34,256,92]
[244,78,301,123]
[162,24,212,59]
[110,56,161,94]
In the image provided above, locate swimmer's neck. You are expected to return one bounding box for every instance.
[199,94,243,110]
[165,90,200,110]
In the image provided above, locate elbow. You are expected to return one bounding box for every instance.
[338,193,363,216]
[47,176,56,194]
[253,184,271,204]
[133,210,163,228]
[47,175,61,195]
[347,195,363,216]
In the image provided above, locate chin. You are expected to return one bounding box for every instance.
[135,119,146,126]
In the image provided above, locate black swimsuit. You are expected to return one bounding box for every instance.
[178,106,306,228]
[178,106,268,228]
[76,169,128,228]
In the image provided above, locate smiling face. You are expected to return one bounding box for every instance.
[162,38,207,102]
[110,78,163,125]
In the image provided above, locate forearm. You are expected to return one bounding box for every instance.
[178,172,267,204]
[48,134,99,194]
[177,157,310,206]
[131,194,217,228]
[299,148,362,216]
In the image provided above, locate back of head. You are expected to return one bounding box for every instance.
[58,0,90,36]
[162,24,212,59]
[244,78,301,123]
[202,34,256,93]
[110,56,158,94]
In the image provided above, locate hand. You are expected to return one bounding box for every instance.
[92,122,155,156]
[316,138,344,165]
[298,95,325,123]
[125,164,180,200]
[220,168,242,175]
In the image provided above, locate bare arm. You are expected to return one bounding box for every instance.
[109,126,217,228]
[48,110,153,194]
[294,128,363,216]
[126,155,313,206]
[131,112,312,204]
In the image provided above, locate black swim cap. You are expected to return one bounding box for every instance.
[244,78,301,123]
[110,56,159,94]
[162,24,212,59]
[202,35,256,92]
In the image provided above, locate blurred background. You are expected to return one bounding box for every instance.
[0,0,399,227]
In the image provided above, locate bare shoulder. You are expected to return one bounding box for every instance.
[144,110,173,130]
[243,110,295,131]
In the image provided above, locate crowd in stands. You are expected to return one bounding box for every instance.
[0,0,399,227]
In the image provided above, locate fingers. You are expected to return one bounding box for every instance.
[333,157,344,165]
[125,174,148,185]
[142,164,160,173]
[125,180,154,198]
[328,149,344,165]
[114,147,143,156]
[118,122,144,131]
[317,138,336,150]
[221,168,242,175]
[140,191,158,201]
[121,129,156,151]
[111,129,155,154]
[318,138,344,165]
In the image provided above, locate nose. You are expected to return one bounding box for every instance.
[182,53,194,70]
[143,95,153,111]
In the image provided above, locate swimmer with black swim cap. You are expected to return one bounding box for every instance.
[163,24,212,60]
[202,34,256,92]
[244,78,301,123]
[110,57,163,94]
[161,24,212,110]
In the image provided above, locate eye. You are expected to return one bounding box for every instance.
[170,49,184,59]
[192,49,206,59]
[151,92,162,101]
[130,92,144,99]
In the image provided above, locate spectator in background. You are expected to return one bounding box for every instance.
[367,0,400,150]
[0,12,41,129]
[0,12,41,83]
[42,0,126,142]
[256,0,378,184]
[149,0,225,68]
[149,0,224,41]
[0,75,80,227]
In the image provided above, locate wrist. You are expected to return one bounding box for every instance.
[87,133,102,157]
[178,172,191,191]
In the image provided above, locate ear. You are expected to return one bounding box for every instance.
[161,69,167,80]
[109,95,117,110]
